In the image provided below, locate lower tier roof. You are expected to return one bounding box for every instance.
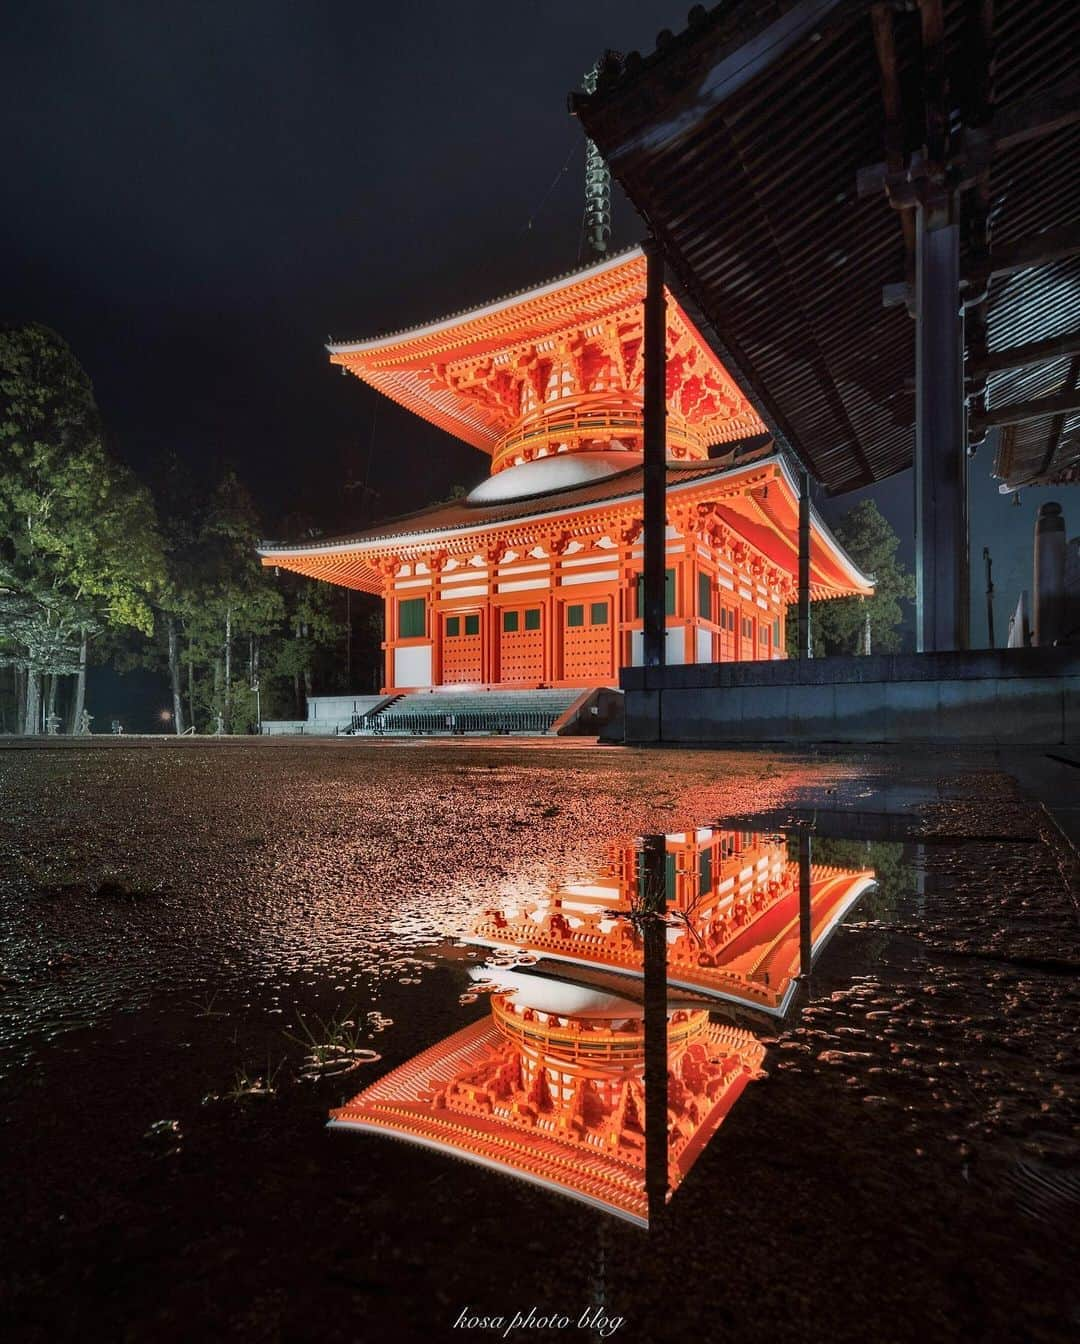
[258,453,873,599]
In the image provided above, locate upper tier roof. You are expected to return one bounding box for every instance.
[326,246,766,464]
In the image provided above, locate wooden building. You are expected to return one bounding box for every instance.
[260,248,871,694]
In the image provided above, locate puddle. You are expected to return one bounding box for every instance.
[326,823,893,1226]
[2,758,1077,1343]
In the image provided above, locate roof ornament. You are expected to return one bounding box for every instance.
[582,58,618,258]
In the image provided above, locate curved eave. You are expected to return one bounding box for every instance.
[325,248,764,454]
[257,453,873,600]
[750,455,874,598]
[328,247,644,357]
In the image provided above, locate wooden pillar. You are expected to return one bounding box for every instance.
[914,208,968,651]
[544,541,557,684]
[429,563,442,687]
[797,470,811,660]
[382,578,394,692]
[642,238,667,671]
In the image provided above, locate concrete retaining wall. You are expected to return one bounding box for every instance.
[621,648,1080,745]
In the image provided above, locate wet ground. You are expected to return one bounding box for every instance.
[1,738,1077,1344]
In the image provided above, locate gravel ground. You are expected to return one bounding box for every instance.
[0,738,1077,1344]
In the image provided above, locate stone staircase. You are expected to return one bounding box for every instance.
[368,688,589,736]
[261,694,394,736]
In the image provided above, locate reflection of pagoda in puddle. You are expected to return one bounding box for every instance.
[330,828,873,1226]
[472,828,876,1016]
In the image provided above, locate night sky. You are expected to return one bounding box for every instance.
[3,0,1053,649]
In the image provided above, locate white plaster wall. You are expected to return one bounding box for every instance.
[630,627,688,666]
[394,645,432,688]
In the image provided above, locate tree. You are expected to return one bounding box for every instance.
[0,323,166,732]
[789,499,914,656]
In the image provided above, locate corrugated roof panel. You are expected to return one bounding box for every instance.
[574,0,1080,493]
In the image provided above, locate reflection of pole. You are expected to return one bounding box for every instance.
[983,547,995,649]
[798,829,812,985]
[641,835,668,1226]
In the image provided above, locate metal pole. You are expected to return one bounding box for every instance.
[914,207,967,651]
[642,238,667,672]
[797,469,811,659]
[983,547,995,649]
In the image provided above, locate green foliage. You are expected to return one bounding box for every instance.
[808,837,909,920]
[1,324,360,732]
[0,324,166,716]
[788,499,914,656]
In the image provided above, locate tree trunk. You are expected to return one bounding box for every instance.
[223,605,232,733]
[300,621,311,713]
[70,631,88,733]
[23,671,41,735]
[293,617,301,716]
[213,657,223,733]
[187,632,196,732]
[46,673,59,732]
[13,665,25,734]
[167,617,185,734]
[345,590,352,690]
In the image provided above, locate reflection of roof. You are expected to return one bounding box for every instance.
[472,864,876,1018]
[329,1013,763,1227]
[574,1,1080,494]
[258,451,874,599]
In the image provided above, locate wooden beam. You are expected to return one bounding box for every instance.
[972,388,1080,432]
[919,0,948,184]
[859,74,1080,199]
[1032,355,1080,482]
[870,2,915,267]
[992,74,1080,154]
[970,331,1080,377]
[986,222,1080,279]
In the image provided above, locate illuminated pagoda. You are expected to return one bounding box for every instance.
[330,973,765,1227]
[259,248,872,694]
[329,831,873,1224]
[471,827,875,1015]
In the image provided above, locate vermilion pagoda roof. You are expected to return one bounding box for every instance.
[326,245,766,461]
[258,452,875,599]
